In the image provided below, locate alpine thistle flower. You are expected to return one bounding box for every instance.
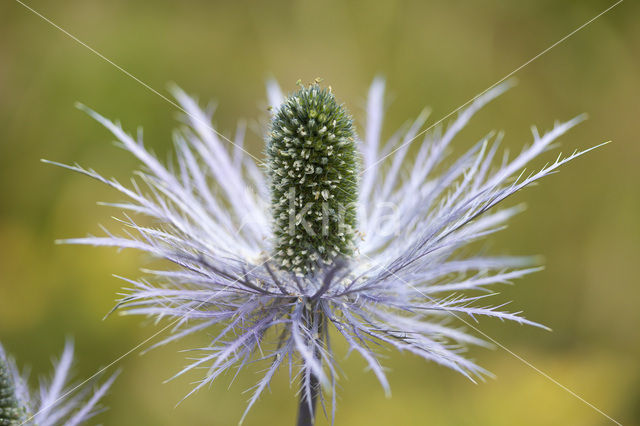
[268,82,358,275]
[1,346,26,425]
[0,341,116,426]
[49,78,603,424]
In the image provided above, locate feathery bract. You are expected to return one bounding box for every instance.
[49,78,602,423]
[0,341,116,426]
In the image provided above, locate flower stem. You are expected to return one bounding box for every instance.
[296,305,324,426]
[296,371,319,426]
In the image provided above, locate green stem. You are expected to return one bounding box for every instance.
[296,371,320,426]
[296,304,324,426]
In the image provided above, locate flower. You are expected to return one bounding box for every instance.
[0,340,116,426]
[47,78,603,424]
[268,83,358,275]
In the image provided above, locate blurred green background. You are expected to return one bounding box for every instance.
[1,0,639,425]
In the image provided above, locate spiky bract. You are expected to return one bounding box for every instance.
[0,341,116,426]
[268,83,358,275]
[50,78,603,424]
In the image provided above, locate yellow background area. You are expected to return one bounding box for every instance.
[1,1,638,425]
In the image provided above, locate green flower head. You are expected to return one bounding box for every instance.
[0,355,26,426]
[267,81,358,276]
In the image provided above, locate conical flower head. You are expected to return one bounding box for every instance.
[49,77,606,424]
[267,82,358,275]
[0,352,26,426]
[0,341,116,426]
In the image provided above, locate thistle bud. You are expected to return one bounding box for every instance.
[0,354,25,426]
[267,82,358,275]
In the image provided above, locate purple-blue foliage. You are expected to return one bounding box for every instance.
[48,78,603,423]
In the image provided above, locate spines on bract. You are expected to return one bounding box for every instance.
[0,353,25,426]
[267,82,358,276]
